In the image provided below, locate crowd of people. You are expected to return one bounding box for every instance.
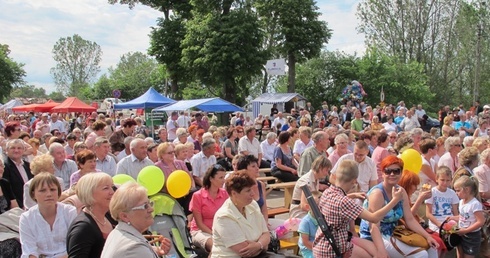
[0,98,488,258]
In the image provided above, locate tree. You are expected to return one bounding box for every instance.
[181,1,266,105]
[106,52,163,100]
[255,0,331,93]
[0,44,26,101]
[9,85,47,99]
[50,34,102,96]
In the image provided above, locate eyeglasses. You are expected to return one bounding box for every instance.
[54,132,61,136]
[14,128,21,132]
[384,168,402,175]
[165,151,175,155]
[390,136,397,139]
[131,201,154,211]
[452,144,462,147]
[14,118,20,121]
[237,131,243,133]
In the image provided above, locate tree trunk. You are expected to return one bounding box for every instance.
[223,81,236,104]
[288,52,296,93]
[262,69,268,93]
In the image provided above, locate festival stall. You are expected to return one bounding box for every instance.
[0,99,24,114]
[113,87,175,110]
[51,97,96,113]
[152,97,244,113]
[251,93,306,119]
[12,99,60,113]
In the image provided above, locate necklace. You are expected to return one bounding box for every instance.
[86,208,107,226]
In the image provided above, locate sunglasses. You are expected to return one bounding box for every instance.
[384,168,402,175]
[131,201,154,211]
[390,136,397,139]
[213,164,224,171]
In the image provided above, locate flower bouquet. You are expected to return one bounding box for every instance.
[439,219,461,250]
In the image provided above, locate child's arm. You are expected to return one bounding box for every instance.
[300,233,313,250]
[349,220,357,237]
[451,203,459,217]
[457,211,485,235]
[411,190,431,216]
[425,204,442,228]
[358,186,403,223]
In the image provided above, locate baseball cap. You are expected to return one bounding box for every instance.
[484,105,490,109]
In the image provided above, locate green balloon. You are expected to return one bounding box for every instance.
[112,174,136,185]
[137,165,165,196]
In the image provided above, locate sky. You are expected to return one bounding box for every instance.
[0,0,365,94]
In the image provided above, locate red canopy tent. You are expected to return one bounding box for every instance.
[51,97,96,113]
[12,99,60,113]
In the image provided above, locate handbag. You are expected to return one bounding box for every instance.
[439,218,462,251]
[391,225,429,255]
[267,231,280,254]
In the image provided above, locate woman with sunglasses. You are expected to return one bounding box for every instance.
[359,155,438,257]
[189,164,228,253]
[4,121,33,154]
[67,173,116,258]
[101,182,171,258]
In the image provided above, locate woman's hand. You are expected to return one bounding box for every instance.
[238,240,262,257]
[426,235,439,249]
[392,186,403,202]
[153,236,172,256]
[418,190,432,201]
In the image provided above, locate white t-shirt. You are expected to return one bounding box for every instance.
[292,139,314,156]
[166,119,178,141]
[425,187,459,232]
[331,153,377,193]
[459,197,483,231]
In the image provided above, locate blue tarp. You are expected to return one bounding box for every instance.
[113,87,175,109]
[153,98,244,112]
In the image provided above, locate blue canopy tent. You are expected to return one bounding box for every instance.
[113,87,175,109]
[152,97,244,112]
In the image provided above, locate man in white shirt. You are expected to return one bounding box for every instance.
[116,138,153,179]
[36,113,51,135]
[116,136,134,162]
[272,112,286,130]
[260,132,277,167]
[190,138,217,187]
[49,113,66,137]
[50,143,78,190]
[415,104,427,120]
[177,111,190,129]
[400,110,420,132]
[166,111,179,142]
[94,137,117,176]
[330,140,377,193]
[293,126,313,162]
[238,126,267,168]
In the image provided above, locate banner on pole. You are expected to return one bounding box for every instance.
[265,59,286,75]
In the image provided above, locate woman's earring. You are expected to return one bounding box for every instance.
[127,221,131,225]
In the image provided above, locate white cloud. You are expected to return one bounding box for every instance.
[316,0,366,55]
[1,0,162,93]
[1,0,366,95]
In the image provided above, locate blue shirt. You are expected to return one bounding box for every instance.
[298,212,318,254]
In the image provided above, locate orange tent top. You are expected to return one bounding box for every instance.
[12,99,60,113]
[51,97,96,113]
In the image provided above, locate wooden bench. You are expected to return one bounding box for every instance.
[280,236,299,255]
[267,207,290,218]
[267,182,297,209]
[257,176,278,183]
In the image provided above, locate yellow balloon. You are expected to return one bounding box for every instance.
[167,170,192,198]
[401,149,423,174]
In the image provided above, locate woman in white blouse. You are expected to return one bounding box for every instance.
[19,173,77,258]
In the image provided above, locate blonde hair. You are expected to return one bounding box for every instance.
[156,142,172,159]
[453,175,479,200]
[436,166,452,179]
[76,173,113,207]
[109,182,147,221]
[174,143,187,156]
[335,160,359,183]
[30,154,55,175]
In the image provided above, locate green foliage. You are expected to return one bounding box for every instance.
[277,48,434,111]
[9,85,47,99]
[0,44,26,102]
[47,91,66,102]
[50,34,102,97]
[181,2,266,104]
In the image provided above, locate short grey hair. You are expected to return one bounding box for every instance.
[463,136,475,148]
[123,136,134,146]
[444,136,461,151]
[266,132,277,140]
[312,131,327,144]
[201,138,216,150]
[334,133,349,145]
[130,138,145,150]
[48,142,64,154]
[6,139,25,150]
[410,128,423,136]
[481,149,490,164]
